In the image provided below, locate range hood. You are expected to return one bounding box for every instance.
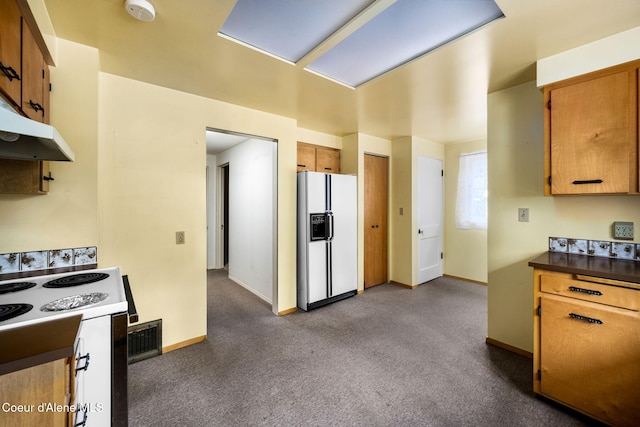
[0,97,74,161]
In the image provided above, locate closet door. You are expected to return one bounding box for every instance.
[364,154,388,288]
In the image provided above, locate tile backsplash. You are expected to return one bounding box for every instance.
[0,246,97,274]
[550,237,640,261]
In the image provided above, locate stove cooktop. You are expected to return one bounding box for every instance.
[0,303,33,323]
[0,267,127,331]
[0,282,37,295]
[43,272,110,288]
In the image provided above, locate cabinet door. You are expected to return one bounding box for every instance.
[0,158,47,194]
[297,143,316,172]
[0,0,22,106]
[316,147,340,173]
[21,18,46,122]
[549,70,634,194]
[0,359,70,427]
[540,294,640,426]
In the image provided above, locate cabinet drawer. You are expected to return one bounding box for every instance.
[540,294,640,427]
[540,271,640,310]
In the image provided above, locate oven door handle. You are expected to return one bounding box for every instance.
[75,407,88,427]
[75,353,90,375]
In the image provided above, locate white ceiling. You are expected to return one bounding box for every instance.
[44,0,640,149]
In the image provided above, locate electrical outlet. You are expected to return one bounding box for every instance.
[518,208,529,222]
[613,222,633,240]
[176,231,185,244]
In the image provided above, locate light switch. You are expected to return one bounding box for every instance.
[518,208,529,222]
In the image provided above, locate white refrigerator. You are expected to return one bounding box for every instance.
[297,171,357,311]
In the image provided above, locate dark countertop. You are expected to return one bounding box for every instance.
[529,252,640,284]
[0,314,81,375]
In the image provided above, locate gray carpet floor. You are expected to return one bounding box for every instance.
[128,270,601,426]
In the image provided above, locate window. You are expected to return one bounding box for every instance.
[456,151,487,230]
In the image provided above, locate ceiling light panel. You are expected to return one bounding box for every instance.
[219,0,375,63]
[307,0,504,87]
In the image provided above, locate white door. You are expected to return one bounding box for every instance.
[417,157,443,283]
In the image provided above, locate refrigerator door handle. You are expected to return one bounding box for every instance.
[323,212,331,240]
[328,212,334,241]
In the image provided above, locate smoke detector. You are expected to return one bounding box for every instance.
[125,0,155,22]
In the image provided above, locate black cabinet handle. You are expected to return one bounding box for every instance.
[43,172,54,182]
[572,179,603,185]
[569,313,603,324]
[29,100,44,113]
[297,164,306,167]
[568,286,602,296]
[0,62,20,81]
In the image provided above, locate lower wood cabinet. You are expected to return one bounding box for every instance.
[533,269,640,426]
[0,358,72,427]
[0,158,50,194]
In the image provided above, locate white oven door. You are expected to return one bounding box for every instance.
[75,316,111,427]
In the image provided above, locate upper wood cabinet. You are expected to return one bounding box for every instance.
[21,18,49,123]
[0,158,50,194]
[0,0,51,123]
[0,0,22,105]
[544,60,639,195]
[297,142,341,173]
[0,0,54,194]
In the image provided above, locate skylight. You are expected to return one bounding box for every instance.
[219,0,374,63]
[218,0,504,87]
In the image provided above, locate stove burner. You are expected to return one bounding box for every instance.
[0,303,33,323]
[43,272,110,288]
[0,282,37,295]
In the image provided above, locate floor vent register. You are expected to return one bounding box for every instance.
[128,319,162,363]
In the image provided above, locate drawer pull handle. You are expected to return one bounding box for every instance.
[569,313,603,325]
[572,179,603,185]
[568,286,602,296]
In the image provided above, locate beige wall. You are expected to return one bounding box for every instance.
[0,39,99,253]
[444,139,487,283]
[353,133,392,290]
[487,81,640,353]
[390,136,445,286]
[296,128,342,150]
[0,32,299,348]
[390,137,412,286]
[96,72,299,345]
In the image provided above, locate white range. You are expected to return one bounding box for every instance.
[0,267,127,331]
[0,267,130,427]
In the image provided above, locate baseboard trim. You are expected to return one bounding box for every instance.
[485,337,533,359]
[228,275,272,304]
[278,307,297,316]
[389,280,416,289]
[443,274,487,286]
[163,335,206,353]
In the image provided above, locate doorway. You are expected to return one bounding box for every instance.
[364,153,389,288]
[206,128,278,312]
